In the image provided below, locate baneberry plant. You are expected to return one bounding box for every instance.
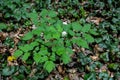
[13,9,97,73]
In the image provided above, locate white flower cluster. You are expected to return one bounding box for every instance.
[62,31,67,37]
[63,21,67,25]
[32,25,37,29]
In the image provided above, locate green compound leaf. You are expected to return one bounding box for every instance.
[56,23,63,33]
[84,33,94,43]
[22,32,33,40]
[72,38,89,48]
[77,38,89,48]
[30,41,39,48]
[48,10,57,17]
[33,53,41,64]
[39,56,48,63]
[56,47,66,56]
[44,61,55,73]
[28,11,38,26]
[61,53,71,64]
[19,44,33,52]
[40,9,48,17]
[13,50,23,58]
[32,27,44,35]
[22,52,30,61]
[68,30,75,36]
[89,29,98,35]
[72,22,82,31]
[52,32,60,39]
[82,24,91,32]
[50,53,56,61]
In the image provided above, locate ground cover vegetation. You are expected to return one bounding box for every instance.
[0,0,120,80]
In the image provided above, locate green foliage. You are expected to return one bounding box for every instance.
[0,0,31,21]
[22,32,33,40]
[0,23,7,32]
[13,9,96,73]
[14,50,23,58]
[84,72,96,80]
[2,66,15,76]
[79,52,92,66]
[108,63,119,71]
[43,61,55,73]
[1,0,120,79]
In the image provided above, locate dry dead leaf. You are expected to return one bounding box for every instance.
[68,73,79,80]
[9,48,17,55]
[81,1,89,6]
[0,41,3,47]
[73,44,81,52]
[29,69,37,77]
[86,16,103,25]
[0,45,7,53]
[13,37,19,46]
[46,73,63,80]
[7,60,18,66]
[0,32,8,41]
[94,44,104,54]
[58,65,63,74]
[67,68,77,74]
[84,50,93,55]
[57,64,66,75]
[67,62,76,68]
[99,65,108,72]
[90,54,99,61]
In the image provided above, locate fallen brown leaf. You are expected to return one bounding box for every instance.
[67,68,77,74]
[0,42,7,53]
[58,65,63,74]
[99,65,108,72]
[68,73,79,80]
[94,44,104,54]
[86,16,103,25]
[0,32,8,41]
[90,54,99,61]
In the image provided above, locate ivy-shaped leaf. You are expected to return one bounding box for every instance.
[0,23,7,30]
[2,66,15,76]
